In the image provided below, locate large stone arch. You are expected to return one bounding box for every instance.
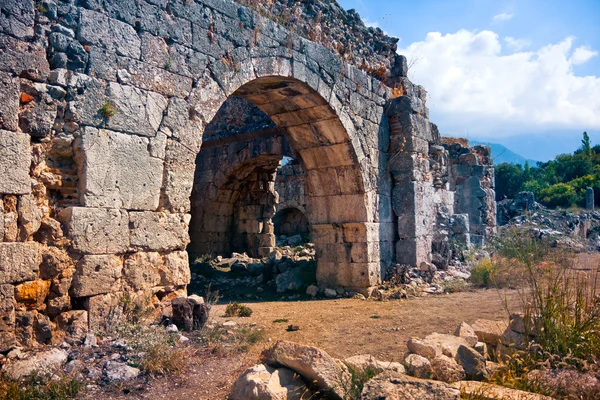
[187,71,381,289]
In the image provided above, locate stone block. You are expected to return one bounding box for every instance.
[0,0,35,39]
[129,212,190,252]
[123,252,163,291]
[160,139,196,212]
[0,36,49,81]
[78,9,141,59]
[85,292,122,332]
[59,207,129,254]
[71,255,123,297]
[0,243,40,284]
[14,280,51,309]
[0,284,16,352]
[17,193,42,241]
[0,130,31,194]
[75,127,164,210]
[0,71,19,131]
[69,78,167,137]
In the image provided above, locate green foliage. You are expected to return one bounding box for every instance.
[495,132,599,208]
[469,258,495,287]
[0,372,83,400]
[539,183,578,208]
[100,101,118,119]
[225,302,253,317]
[343,365,379,400]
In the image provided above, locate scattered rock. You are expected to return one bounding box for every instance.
[403,353,432,379]
[454,321,478,347]
[230,364,311,400]
[264,341,350,399]
[103,361,140,382]
[457,381,554,400]
[430,355,466,383]
[3,348,68,379]
[361,371,460,400]
[471,319,508,346]
[344,354,406,374]
[306,285,318,297]
[324,288,337,298]
[455,345,488,381]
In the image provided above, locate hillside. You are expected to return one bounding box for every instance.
[471,140,539,166]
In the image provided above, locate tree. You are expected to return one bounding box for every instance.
[581,131,592,158]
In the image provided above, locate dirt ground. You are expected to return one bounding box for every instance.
[88,287,521,400]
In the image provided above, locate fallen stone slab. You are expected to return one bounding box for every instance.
[403,353,432,379]
[456,381,554,400]
[264,340,350,399]
[230,364,312,400]
[103,360,140,382]
[344,354,406,375]
[3,348,68,379]
[471,319,508,346]
[361,371,460,399]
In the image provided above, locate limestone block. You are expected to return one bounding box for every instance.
[123,252,163,291]
[230,364,311,400]
[0,130,31,194]
[71,255,123,297]
[0,284,16,352]
[0,197,4,240]
[129,212,190,252]
[3,195,18,241]
[0,243,40,284]
[69,78,167,137]
[55,310,88,345]
[75,127,164,210]
[78,9,141,59]
[162,251,191,287]
[85,292,122,332]
[265,340,350,400]
[160,139,196,212]
[87,48,193,98]
[0,0,35,39]
[14,310,51,346]
[59,207,129,254]
[0,71,19,131]
[17,193,42,241]
[0,36,49,81]
[14,280,51,309]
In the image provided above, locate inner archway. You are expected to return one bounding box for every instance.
[189,75,380,289]
[273,208,309,237]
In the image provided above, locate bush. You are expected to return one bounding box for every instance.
[469,259,495,287]
[489,232,600,398]
[0,372,83,400]
[99,101,117,119]
[539,183,578,208]
[225,302,253,317]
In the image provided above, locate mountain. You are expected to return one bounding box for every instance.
[470,140,540,167]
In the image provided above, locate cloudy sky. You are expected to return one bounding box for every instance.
[337,0,600,161]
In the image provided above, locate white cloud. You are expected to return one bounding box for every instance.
[570,46,597,65]
[362,18,380,29]
[398,30,600,136]
[504,36,531,51]
[492,13,514,24]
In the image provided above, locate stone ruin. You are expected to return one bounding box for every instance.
[0,0,495,350]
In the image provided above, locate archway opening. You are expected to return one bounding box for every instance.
[187,75,378,295]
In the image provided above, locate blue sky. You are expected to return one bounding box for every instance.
[338,0,600,161]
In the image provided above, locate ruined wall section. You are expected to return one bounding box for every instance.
[0,0,398,351]
[443,140,496,248]
[275,159,309,220]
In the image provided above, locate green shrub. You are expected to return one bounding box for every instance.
[100,101,118,119]
[225,302,253,317]
[539,183,578,208]
[469,259,495,287]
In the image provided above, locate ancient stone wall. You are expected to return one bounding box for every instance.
[0,0,495,351]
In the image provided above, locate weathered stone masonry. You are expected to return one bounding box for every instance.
[0,0,494,349]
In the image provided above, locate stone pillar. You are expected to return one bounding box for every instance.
[386,91,436,267]
[586,187,594,210]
